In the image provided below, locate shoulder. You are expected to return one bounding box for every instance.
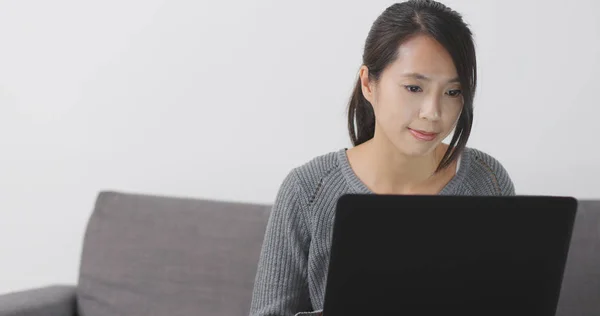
[462,147,515,196]
[282,149,344,203]
[270,149,345,229]
[294,150,342,188]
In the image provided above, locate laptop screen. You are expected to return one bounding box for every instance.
[323,195,577,316]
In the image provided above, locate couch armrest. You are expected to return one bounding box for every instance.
[0,285,77,316]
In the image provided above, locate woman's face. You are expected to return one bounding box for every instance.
[361,34,464,157]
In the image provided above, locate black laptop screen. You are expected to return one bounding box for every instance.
[323,195,577,316]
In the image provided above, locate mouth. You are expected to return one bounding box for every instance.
[408,128,439,141]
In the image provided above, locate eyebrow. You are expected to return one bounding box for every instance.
[402,72,460,84]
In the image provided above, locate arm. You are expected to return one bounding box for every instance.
[249,170,319,316]
[0,285,77,316]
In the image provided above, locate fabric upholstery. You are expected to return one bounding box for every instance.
[77,191,271,316]
[0,285,76,316]
[556,200,600,316]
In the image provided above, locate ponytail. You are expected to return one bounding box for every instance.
[347,76,376,146]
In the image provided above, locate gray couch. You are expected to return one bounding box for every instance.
[0,191,599,316]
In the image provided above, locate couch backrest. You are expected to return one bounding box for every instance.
[556,200,600,316]
[77,191,271,316]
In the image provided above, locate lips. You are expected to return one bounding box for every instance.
[408,128,438,141]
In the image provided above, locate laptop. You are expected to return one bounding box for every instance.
[322,194,577,316]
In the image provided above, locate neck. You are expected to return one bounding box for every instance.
[351,133,446,194]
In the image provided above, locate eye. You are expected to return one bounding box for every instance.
[446,89,462,97]
[404,85,423,93]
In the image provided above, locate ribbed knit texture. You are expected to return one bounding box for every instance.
[249,147,515,316]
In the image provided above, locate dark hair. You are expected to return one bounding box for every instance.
[347,0,476,173]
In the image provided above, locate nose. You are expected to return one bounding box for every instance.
[419,95,442,121]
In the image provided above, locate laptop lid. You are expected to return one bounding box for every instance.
[322,194,577,316]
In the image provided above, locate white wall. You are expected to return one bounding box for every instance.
[0,0,598,294]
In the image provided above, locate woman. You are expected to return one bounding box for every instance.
[250,1,515,315]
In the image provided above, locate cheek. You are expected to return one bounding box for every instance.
[442,102,463,128]
[374,89,419,128]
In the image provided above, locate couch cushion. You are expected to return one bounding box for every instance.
[556,200,600,316]
[77,191,271,316]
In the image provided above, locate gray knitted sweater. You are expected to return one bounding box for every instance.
[249,147,515,316]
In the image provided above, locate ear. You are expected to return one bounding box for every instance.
[359,65,376,105]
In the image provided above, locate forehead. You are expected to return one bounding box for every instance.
[387,34,458,80]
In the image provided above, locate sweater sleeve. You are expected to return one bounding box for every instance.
[249,169,317,316]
